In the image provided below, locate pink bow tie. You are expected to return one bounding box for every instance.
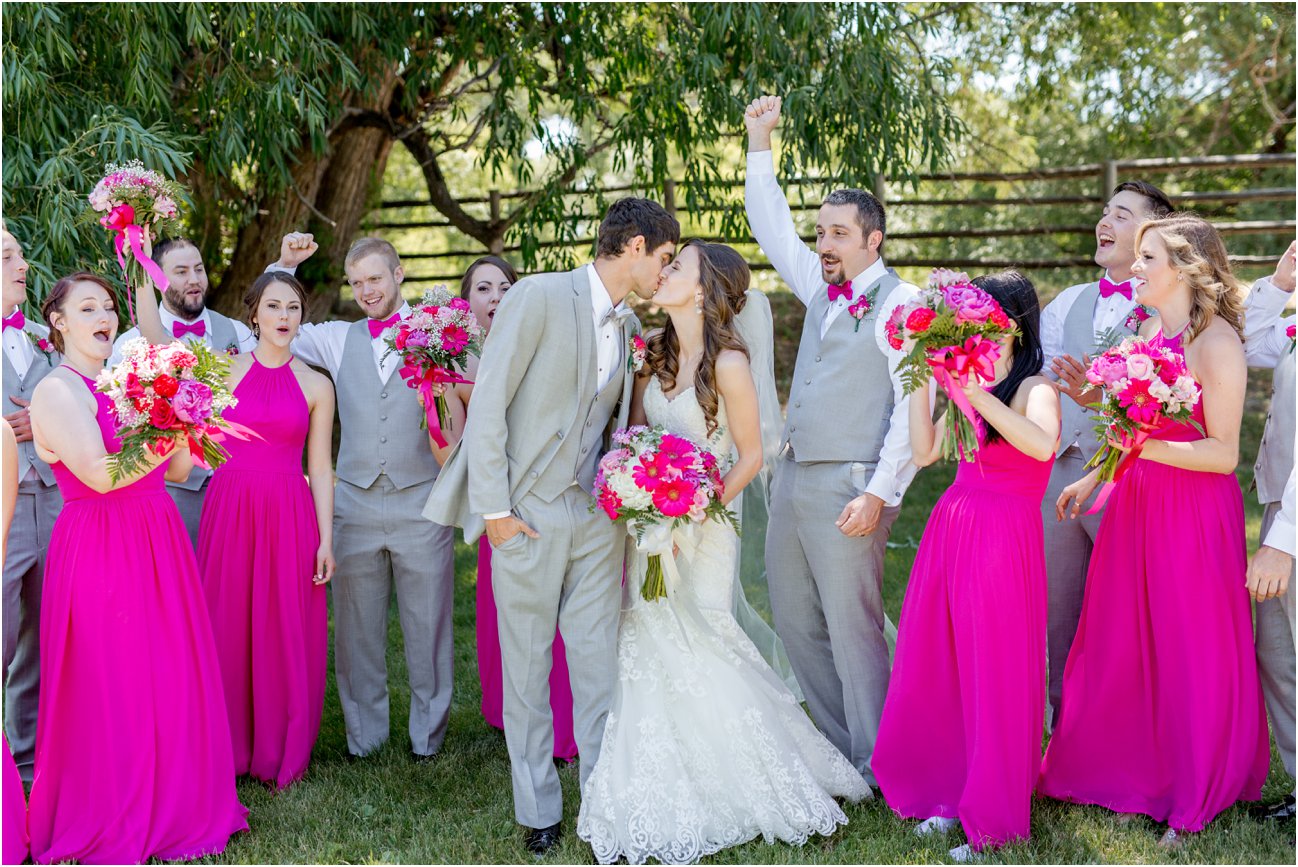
[368,313,401,339]
[827,281,853,303]
[172,320,207,339]
[2,309,24,332]
[1098,277,1133,300]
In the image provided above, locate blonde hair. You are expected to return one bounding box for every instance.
[344,237,401,273]
[1135,213,1247,344]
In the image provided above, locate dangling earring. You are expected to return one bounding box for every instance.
[695,292,703,315]
[252,322,260,338]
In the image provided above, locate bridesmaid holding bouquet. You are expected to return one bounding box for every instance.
[1040,214,1269,847]
[133,269,336,789]
[426,256,578,761]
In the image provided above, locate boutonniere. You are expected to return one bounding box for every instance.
[224,341,240,357]
[627,333,647,372]
[25,330,54,359]
[1287,322,1295,354]
[1124,304,1153,332]
[847,282,882,333]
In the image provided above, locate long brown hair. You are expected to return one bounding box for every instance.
[1135,214,1247,343]
[645,240,751,437]
[243,271,310,337]
[459,255,519,300]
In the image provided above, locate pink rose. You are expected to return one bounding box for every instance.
[171,380,213,424]
[149,397,180,430]
[1125,353,1156,381]
[449,298,471,312]
[404,329,431,348]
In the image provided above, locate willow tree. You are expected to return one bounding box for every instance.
[3,2,961,315]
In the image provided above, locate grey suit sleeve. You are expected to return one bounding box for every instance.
[466,280,549,516]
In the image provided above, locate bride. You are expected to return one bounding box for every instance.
[577,240,870,865]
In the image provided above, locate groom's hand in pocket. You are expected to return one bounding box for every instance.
[487,514,540,548]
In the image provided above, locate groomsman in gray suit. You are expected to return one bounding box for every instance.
[743,95,921,787]
[425,199,678,854]
[111,237,258,545]
[1038,180,1172,729]
[267,235,457,763]
[1,224,60,782]
[1243,241,1296,823]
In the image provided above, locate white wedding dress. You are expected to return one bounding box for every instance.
[577,378,871,865]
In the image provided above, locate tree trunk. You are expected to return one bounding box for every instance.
[210,65,400,321]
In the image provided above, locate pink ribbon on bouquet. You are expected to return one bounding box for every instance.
[1086,426,1153,514]
[926,336,1001,456]
[400,361,472,448]
[101,204,169,324]
[145,418,259,469]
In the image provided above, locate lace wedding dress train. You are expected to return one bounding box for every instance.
[577,378,870,865]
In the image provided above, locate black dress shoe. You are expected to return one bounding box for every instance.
[1249,794,1296,821]
[523,822,562,856]
[410,750,438,764]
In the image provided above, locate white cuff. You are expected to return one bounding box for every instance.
[266,261,298,275]
[1264,514,1296,558]
[482,511,511,521]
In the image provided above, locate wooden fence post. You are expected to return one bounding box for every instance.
[664,179,677,217]
[1102,159,1117,198]
[488,189,504,254]
[874,172,887,204]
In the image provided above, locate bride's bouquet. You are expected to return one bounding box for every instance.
[88,160,184,308]
[1082,336,1201,510]
[96,338,243,483]
[885,269,1019,461]
[593,425,738,602]
[379,286,484,447]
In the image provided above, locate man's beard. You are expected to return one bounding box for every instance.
[164,287,206,320]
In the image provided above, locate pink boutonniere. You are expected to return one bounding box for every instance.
[847,282,882,333]
[26,331,54,359]
[1124,304,1153,332]
[1287,322,1295,353]
[628,333,647,372]
[224,341,240,357]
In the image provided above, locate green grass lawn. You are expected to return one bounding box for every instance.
[205,369,1293,865]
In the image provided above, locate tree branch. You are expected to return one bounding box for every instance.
[402,126,494,245]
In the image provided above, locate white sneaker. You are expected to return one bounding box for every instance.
[915,816,959,837]
[949,843,979,862]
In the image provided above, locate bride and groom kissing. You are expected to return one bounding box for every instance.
[425,95,909,863]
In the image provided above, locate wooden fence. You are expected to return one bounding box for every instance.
[370,152,1296,283]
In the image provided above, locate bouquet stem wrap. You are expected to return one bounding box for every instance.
[926,336,1000,462]
[631,520,702,648]
[1085,427,1151,514]
[401,362,471,448]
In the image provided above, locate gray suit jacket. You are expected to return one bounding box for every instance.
[423,266,640,541]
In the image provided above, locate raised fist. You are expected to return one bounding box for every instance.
[744,95,782,139]
[279,232,319,269]
[1271,240,1296,294]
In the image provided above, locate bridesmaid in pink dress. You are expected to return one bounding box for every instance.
[2,419,28,866]
[873,272,1061,861]
[26,273,247,863]
[428,257,577,760]
[1041,215,1269,848]
[134,272,335,789]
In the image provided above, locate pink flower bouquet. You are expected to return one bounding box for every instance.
[88,161,185,308]
[1083,336,1201,509]
[593,425,737,601]
[886,269,1019,461]
[95,338,243,483]
[380,287,484,447]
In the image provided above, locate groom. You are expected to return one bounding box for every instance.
[744,95,921,788]
[424,198,678,854]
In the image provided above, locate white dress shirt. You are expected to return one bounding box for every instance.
[1039,273,1139,370]
[1243,275,1297,554]
[745,149,921,506]
[111,306,256,367]
[3,305,34,380]
[291,302,413,380]
[588,264,628,391]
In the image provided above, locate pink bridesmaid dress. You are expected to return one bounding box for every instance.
[476,534,578,760]
[873,432,1053,851]
[197,354,326,789]
[2,735,26,865]
[1039,329,1269,830]
[28,368,247,864]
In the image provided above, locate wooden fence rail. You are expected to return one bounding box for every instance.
[374,151,1296,283]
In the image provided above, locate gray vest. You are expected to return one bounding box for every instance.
[1056,282,1137,461]
[783,269,901,463]
[1255,345,1295,505]
[533,369,624,502]
[167,311,239,492]
[2,322,58,486]
[334,319,441,491]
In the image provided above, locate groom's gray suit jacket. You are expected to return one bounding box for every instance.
[423,265,639,540]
